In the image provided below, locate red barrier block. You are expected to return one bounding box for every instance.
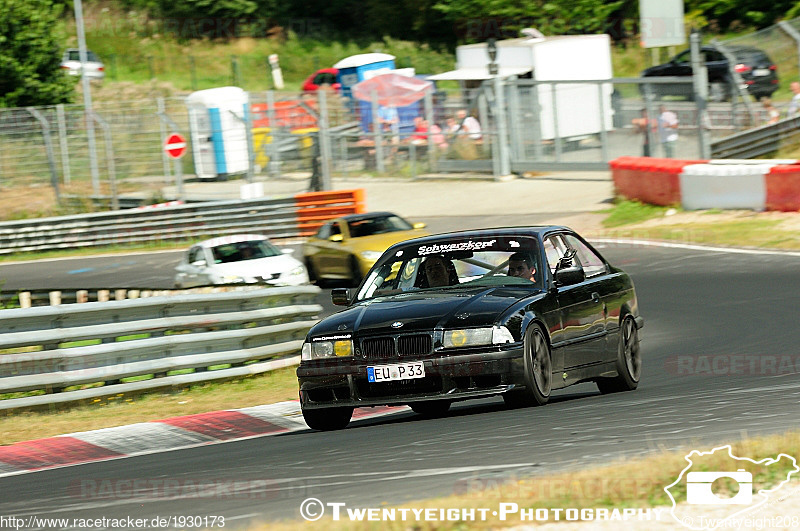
[765,165,800,212]
[609,157,705,206]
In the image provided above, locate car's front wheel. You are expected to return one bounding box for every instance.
[301,406,353,431]
[410,400,451,418]
[596,315,641,394]
[504,324,551,408]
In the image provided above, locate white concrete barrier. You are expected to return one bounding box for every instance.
[679,163,773,211]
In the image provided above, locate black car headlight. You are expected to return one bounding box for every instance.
[443,326,515,348]
[301,340,354,360]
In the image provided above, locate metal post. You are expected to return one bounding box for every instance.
[56,104,71,185]
[231,55,240,87]
[91,113,118,210]
[156,111,185,195]
[173,156,184,201]
[317,89,333,189]
[711,39,756,125]
[531,81,543,160]
[551,83,562,161]
[73,0,100,195]
[597,82,610,162]
[190,56,198,91]
[370,91,385,173]
[266,90,280,177]
[423,90,436,173]
[157,98,171,180]
[493,76,511,177]
[507,77,523,163]
[691,30,711,159]
[643,83,657,151]
[27,108,61,203]
[243,100,254,183]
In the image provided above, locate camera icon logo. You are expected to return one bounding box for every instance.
[686,469,752,505]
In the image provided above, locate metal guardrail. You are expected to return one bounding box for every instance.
[0,196,300,255]
[0,189,365,256]
[0,285,321,411]
[711,115,800,159]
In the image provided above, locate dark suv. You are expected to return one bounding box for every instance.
[641,45,779,101]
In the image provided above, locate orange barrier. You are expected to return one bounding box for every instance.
[294,189,366,235]
[609,157,704,206]
[765,165,800,212]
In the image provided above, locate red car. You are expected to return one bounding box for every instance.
[302,68,340,93]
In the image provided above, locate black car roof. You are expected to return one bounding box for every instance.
[386,225,571,248]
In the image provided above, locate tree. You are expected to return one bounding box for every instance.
[0,0,74,108]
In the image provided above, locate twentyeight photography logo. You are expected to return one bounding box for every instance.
[664,445,799,530]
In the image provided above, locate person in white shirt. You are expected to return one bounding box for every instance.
[657,105,679,158]
[455,109,482,140]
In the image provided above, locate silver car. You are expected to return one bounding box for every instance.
[174,234,309,288]
[60,49,105,80]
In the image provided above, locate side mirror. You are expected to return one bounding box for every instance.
[331,288,351,306]
[555,266,585,287]
[413,222,427,229]
[330,234,344,243]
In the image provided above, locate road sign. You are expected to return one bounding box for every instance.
[164,133,187,159]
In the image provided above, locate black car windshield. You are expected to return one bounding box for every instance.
[355,235,542,301]
[347,215,412,238]
[211,240,281,263]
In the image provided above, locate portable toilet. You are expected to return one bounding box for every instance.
[186,87,250,180]
[334,54,421,136]
[334,53,396,100]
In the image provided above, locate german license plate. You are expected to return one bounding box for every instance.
[753,68,770,77]
[367,362,425,382]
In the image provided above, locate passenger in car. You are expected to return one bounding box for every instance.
[422,256,458,287]
[507,252,536,282]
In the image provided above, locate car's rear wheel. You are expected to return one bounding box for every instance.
[349,255,363,287]
[596,315,641,394]
[410,400,451,418]
[503,324,551,408]
[301,406,353,431]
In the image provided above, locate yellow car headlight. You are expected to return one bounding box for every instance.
[302,339,354,360]
[443,326,514,348]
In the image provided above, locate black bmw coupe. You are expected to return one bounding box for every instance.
[297,227,644,430]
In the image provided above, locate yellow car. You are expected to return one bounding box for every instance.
[302,212,428,287]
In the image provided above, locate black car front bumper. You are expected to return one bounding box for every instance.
[297,345,525,409]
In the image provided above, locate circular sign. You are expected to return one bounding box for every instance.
[164,133,187,159]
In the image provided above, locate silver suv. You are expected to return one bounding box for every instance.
[60,49,105,80]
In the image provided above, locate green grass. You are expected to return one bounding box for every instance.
[600,199,673,228]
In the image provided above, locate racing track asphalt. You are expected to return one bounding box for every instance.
[1,243,799,527]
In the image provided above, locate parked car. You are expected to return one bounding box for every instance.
[302,68,340,93]
[641,45,778,101]
[60,48,105,80]
[302,212,428,287]
[174,234,308,288]
[297,226,644,431]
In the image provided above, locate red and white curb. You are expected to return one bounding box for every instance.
[0,401,408,477]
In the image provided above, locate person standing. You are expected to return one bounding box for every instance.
[631,109,653,157]
[658,105,679,158]
[761,96,780,124]
[787,82,800,118]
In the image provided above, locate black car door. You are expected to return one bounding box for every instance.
[544,234,607,371]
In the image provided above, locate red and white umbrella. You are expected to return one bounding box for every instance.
[351,73,433,107]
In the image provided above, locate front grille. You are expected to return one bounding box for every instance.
[361,334,432,360]
[398,334,432,356]
[362,337,394,360]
